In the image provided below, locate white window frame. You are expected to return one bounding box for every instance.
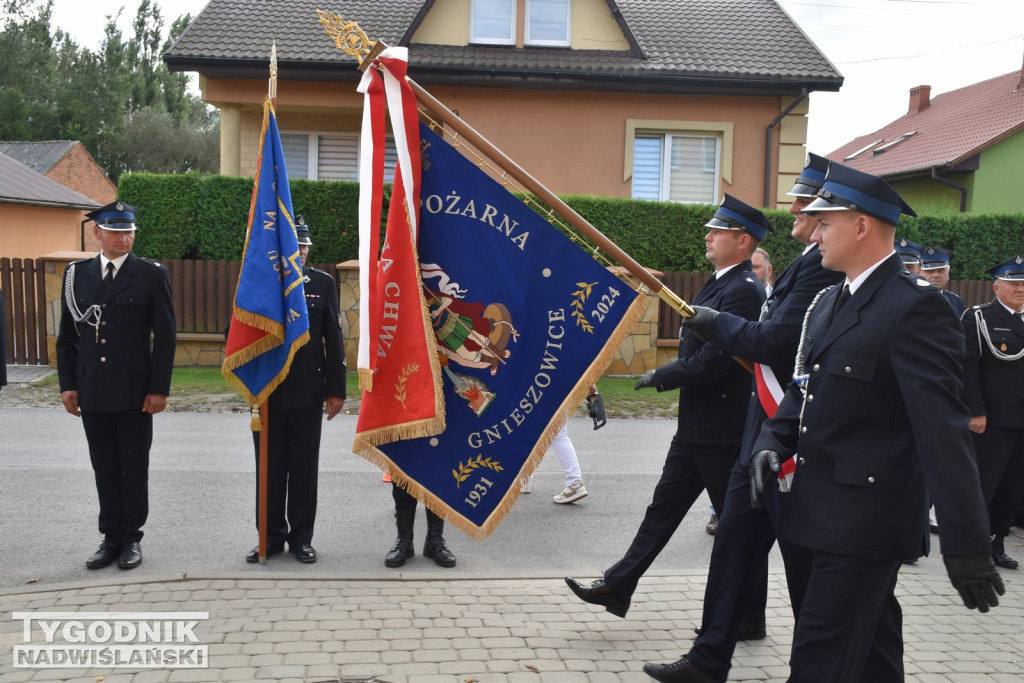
[625,119,733,204]
[525,0,571,47]
[281,131,396,182]
[470,0,516,46]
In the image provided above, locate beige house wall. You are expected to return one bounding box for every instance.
[204,77,805,208]
[0,205,86,260]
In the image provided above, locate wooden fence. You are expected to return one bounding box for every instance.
[1,257,47,365]
[0,258,340,366]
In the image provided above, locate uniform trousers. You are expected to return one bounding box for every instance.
[971,425,1024,552]
[789,550,903,683]
[81,410,152,544]
[604,434,736,596]
[252,404,322,548]
[687,458,813,681]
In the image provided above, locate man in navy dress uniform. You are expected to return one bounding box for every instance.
[245,215,346,564]
[565,194,767,619]
[57,201,176,570]
[961,255,1024,570]
[921,246,965,318]
[643,153,842,682]
[739,164,999,682]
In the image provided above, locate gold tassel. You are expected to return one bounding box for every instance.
[250,405,261,431]
[358,367,374,392]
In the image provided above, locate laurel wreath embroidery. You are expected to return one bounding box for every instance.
[452,455,503,488]
[570,281,596,333]
[394,363,419,409]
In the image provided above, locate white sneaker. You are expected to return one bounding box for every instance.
[554,482,587,504]
[520,479,532,494]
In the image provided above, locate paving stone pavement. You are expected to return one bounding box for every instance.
[1,568,1020,682]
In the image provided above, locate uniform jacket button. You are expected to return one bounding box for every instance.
[801,426,807,434]
[807,394,814,403]
[798,457,806,465]
[845,366,852,373]
[812,364,820,371]
[867,476,876,484]
[100,357,107,363]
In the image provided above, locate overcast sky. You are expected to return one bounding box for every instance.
[46,0,1024,156]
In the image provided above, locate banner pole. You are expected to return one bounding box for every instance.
[404,79,694,319]
[258,401,269,565]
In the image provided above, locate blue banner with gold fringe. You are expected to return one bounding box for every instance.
[362,123,645,538]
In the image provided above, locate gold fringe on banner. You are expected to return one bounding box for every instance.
[358,367,374,392]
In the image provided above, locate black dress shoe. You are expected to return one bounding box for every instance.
[564,577,630,617]
[291,544,317,563]
[992,552,1018,569]
[643,656,719,682]
[117,542,142,570]
[246,545,285,563]
[86,541,121,569]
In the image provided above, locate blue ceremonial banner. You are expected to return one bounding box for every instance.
[222,98,310,407]
[370,123,645,538]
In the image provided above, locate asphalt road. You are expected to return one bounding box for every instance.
[0,408,798,590]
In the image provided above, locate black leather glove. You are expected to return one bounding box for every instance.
[634,370,655,391]
[679,305,719,343]
[586,393,607,430]
[943,554,1005,613]
[749,450,782,509]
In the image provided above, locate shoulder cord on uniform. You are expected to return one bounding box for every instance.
[974,307,1024,361]
[792,284,837,434]
[63,262,103,335]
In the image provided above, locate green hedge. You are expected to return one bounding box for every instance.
[118,173,1024,280]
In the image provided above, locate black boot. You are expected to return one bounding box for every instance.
[385,509,415,567]
[423,510,456,567]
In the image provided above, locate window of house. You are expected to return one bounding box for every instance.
[632,133,721,203]
[471,0,516,45]
[281,132,397,182]
[526,0,570,46]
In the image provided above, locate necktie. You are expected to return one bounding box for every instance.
[833,284,851,317]
[103,262,115,290]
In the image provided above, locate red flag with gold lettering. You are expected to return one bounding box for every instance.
[353,48,444,450]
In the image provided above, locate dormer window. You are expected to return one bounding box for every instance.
[471,0,570,47]
[527,0,570,46]
[471,0,516,45]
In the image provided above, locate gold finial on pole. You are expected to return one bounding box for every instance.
[317,10,387,70]
[269,41,278,99]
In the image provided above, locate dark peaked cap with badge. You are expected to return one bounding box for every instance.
[986,255,1024,281]
[788,152,829,198]
[921,246,952,271]
[295,214,313,246]
[85,201,137,231]
[894,238,924,267]
[704,193,775,240]
[804,162,917,226]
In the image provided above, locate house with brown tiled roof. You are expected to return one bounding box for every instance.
[826,62,1024,214]
[0,152,100,259]
[164,0,842,209]
[0,140,117,252]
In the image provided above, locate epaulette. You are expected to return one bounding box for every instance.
[139,257,165,269]
[896,270,932,292]
[309,267,331,278]
[971,301,992,311]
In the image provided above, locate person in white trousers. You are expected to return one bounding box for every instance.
[522,384,595,504]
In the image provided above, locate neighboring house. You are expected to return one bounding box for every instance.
[826,62,1024,214]
[0,152,100,259]
[0,140,117,252]
[164,0,842,210]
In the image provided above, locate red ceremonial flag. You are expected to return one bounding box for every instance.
[352,48,444,450]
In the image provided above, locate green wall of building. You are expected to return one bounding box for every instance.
[889,128,1024,214]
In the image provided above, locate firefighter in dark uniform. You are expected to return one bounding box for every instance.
[565,194,767,619]
[962,255,1024,570]
[921,246,965,318]
[644,153,843,682]
[56,201,177,570]
[245,215,346,564]
[731,164,999,683]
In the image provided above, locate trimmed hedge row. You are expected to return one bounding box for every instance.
[118,172,1024,280]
